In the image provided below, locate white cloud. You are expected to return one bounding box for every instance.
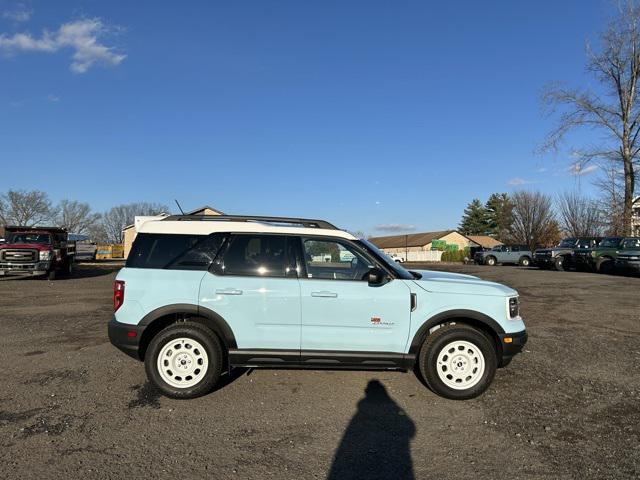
[507,177,535,186]
[374,223,416,232]
[568,164,598,176]
[2,4,32,23]
[0,18,125,73]
[47,94,60,102]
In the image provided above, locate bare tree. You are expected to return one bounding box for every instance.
[556,191,603,237]
[593,165,626,235]
[542,1,640,235]
[56,200,101,234]
[102,202,169,243]
[0,189,54,226]
[508,191,557,251]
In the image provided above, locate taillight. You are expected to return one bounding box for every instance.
[114,280,125,312]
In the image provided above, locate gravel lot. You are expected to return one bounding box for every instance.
[0,262,639,479]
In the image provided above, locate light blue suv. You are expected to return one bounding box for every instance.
[109,215,527,400]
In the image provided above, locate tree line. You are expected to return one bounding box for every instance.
[0,189,167,244]
[458,189,625,251]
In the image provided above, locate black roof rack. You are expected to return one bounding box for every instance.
[161,215,338,230]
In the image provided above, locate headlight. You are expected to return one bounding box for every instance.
[39,250,53,260]
[508,297,519,318]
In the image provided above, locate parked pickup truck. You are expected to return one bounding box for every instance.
[474,245,533,266]
[0,226,76,280]
[534,237,602,271]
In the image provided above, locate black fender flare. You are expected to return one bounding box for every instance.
[408,309,505,356]
[139,303,237,350]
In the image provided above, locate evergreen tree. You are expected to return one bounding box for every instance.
[459,199,489,235]
[485,193,514,241]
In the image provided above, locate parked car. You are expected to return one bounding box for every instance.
[535,237,603,271]
[615,246,640,274]
[388,253,406,263]
[573,236,640,273]
[0,226,76,280]
[109,214,527,400]
[474,245,533,266]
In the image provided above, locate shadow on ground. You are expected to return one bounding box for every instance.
[328,380,416,480]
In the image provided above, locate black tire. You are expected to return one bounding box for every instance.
[554,256,566,271]
[596,257,614,274]
[485,256,497,266]
[145,322,223,399]
[47,270,56,280]
[518,256,531,267]
[417,324,497,400]
[64,261,74,278]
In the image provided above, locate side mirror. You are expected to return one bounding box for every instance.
[367,267,386,286]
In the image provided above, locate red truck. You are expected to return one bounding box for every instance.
[0,226,76,280]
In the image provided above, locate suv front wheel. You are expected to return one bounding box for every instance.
[145,322,223,399]
[418,324,497,400]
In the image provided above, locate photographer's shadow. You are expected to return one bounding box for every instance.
[328,379,416,480]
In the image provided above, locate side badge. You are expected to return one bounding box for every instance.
[371,317,381,325]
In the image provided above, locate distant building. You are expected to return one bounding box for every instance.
[466,235,503,250]
[369,230,503,262]
[122,205,225,258]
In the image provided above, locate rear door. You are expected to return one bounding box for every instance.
[199,234,301,353]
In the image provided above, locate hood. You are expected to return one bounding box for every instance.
[412,269,517,297]
[0,243,52,252]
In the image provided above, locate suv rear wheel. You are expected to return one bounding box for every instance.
[518,256,531,267]
[418,324,497,400]
[145,322,223,399]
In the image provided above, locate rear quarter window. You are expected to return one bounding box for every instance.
[126,233,225,270]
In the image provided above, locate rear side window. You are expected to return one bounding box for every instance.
[127,233,225,270]
[217,234,288,277]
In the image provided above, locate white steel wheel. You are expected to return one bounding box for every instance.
[436,340,485,390]
[156,337,209,389]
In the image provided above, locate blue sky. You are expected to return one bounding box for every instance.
[0,0,612,235]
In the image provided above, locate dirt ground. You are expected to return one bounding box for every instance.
[0,262,638,479]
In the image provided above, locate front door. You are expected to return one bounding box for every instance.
[298,237,411,354]
[199,234,301,352]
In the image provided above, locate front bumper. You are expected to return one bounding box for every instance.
[499,330,528,362]
[533,255,552,266]
[0,261,51,276]
[574,254,595,269]
[108,317,146,360]
[615,260,640,273]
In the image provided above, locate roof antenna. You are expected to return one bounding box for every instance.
[174,199,186,215]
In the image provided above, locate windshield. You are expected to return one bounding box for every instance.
[621,238,640,249]
[600,237,622,248]
[7,233,52,244]
[358,239,415,280]
[557,238,576,248]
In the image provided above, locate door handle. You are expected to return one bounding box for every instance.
[216,288,243,295]
[311,291,338,298]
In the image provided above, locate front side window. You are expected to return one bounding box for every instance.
[218,234,288,277]
[302,238,373,280]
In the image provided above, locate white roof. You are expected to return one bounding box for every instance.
[138,219,356,240]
